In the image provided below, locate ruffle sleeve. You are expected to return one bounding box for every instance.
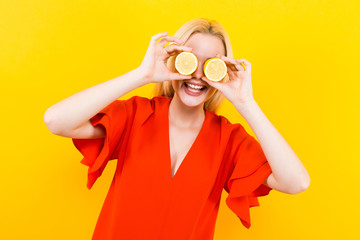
[72,99,129,190]
[224,133,273,229]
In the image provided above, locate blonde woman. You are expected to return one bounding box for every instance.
[44,18,310,239]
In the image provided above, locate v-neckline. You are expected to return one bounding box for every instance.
[164,97,209,181]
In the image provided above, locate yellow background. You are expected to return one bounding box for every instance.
[1,0,359,239]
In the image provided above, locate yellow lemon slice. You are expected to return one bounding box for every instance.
[204,58,227,82]
[175,52,198,75]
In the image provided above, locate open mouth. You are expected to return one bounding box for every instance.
[184,82,207,93]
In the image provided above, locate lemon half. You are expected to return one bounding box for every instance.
[204,58,227,82]
[175,52,198,75]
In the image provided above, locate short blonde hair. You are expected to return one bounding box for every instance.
[151,18,233,114]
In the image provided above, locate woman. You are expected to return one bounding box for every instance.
[44,18,310,239]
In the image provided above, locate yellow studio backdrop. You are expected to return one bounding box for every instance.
[1,0,359,239]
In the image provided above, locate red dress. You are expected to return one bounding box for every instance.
[72,95,273,239]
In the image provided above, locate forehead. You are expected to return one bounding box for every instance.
[184,33,226,59]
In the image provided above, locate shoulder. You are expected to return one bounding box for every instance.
[211,112,249,141]
[114,95,171,123]
[118,95,151,106]
[118,95,170,109]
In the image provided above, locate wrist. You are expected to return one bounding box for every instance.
[133,67,152,85]
[232,98,258,115]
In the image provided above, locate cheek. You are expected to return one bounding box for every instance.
[172,81,180,91]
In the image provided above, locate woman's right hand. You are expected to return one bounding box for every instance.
[138,32,193,84]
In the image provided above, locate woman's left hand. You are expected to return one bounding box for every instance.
[201,55,254,105]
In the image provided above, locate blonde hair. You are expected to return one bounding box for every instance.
[151,18,233,113]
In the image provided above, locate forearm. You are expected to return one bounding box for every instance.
[44,67,149,133]
[233,99,310,193]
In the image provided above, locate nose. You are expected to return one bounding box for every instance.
[192,61,205,80]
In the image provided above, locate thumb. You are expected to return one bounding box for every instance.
[170,73,192,81]
[202,76,223,91]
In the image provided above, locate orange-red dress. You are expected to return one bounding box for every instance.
[72,95,273,239]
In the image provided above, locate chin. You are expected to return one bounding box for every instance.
[177,81,212,108]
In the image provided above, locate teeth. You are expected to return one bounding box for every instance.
[187,87,201,93]
[187,83,204,89]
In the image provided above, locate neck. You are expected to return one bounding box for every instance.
[169,94,206,128]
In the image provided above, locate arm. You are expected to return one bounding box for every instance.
[234,99,310,195]
[44,67,149,138]
[202,56,310,195]
[44,32,191,139]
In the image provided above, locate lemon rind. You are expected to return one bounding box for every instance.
[175,52,198,75]
[204,58,227,82]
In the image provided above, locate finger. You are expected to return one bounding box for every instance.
[164,45,192,55]
[169,73,192,81]
[218,55,243,71]
[150,32,168,45]
[233,59,246,71]
[228,69,237,80]
[221,58,237,72]
[201,76,222,91]
[158,36,184,48]
[224,57,243,71]
[236,59,251,70]
[228,64,238,72]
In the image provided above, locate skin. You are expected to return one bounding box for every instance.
[201,45,311,195]
[169,32,225,128]
[167,33,226,177]
[139,32,310,193]
[46,30,310,193]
